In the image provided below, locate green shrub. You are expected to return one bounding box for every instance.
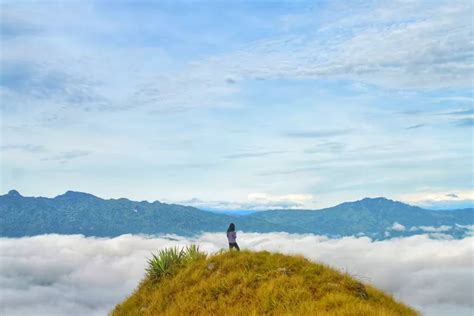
[146,245,206,281]
[183,244,207,262]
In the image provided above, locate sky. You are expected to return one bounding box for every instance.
[1,233,473,316]
[1,0,473,210]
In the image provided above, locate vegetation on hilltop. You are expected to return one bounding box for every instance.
[112,247,418,316]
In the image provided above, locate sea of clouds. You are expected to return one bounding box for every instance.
[0,233,472,316]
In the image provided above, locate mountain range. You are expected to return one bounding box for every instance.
[1,190,472,239]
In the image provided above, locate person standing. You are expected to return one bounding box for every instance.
[226,223,240,251]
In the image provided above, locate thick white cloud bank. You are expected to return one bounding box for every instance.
[0,233,473,316]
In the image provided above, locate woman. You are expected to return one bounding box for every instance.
[226,223,240,251]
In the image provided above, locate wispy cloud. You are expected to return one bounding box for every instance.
[399,108,474,118]
[3,0,467,119]
[399,110,426,116]
[453,118,474,128]
[224,150,286,159]
[178,193,316,210]
[0,144,46,153]
[398,107,473,130]
[304,141,346,153]
[400,190,474,210]
[405,124,425,130]
[187,1,473,90]
[257,166,323,177]
[2,1,472,118]
[444,109,474,116]
[0,60,105,109]
[41,150,91,163]
[287,129,351,138]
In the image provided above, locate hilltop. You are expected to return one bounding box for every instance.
[1,190,472,238]
[112,249,418,316]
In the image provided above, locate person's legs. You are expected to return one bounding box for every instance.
[229,243,240,251]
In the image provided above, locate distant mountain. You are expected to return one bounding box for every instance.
[0,190,296,237]
[1,190,472,239]
[247,197,473,238]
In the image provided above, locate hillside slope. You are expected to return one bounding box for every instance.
[112,250,418,316]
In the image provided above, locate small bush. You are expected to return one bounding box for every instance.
[146,245,206,282]
[183,244,207,262]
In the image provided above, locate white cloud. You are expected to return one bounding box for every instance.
[178,193,316,210]
[400,190,474,209]
[0,234,204,316]
[1,233,472,316]
[247,193,315,208]
[390,222,406,231]
[187,1,473,90]
[456,225,474,237]
[3,0,472,122]
[456,224,474,230]
[418,225,452,233]
[401,190,474,203]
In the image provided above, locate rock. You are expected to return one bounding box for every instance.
[277,267,289,274]
[207,263,216,271]
[353,282,369,300]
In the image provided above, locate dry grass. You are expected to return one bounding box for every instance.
[112,249,419,316]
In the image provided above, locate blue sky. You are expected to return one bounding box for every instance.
[1,0,473,210]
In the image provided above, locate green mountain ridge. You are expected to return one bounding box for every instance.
[0,190,472,239]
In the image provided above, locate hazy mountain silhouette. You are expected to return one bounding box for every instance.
[1,190,472,238]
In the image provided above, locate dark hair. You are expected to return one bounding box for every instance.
[227,223,235,232]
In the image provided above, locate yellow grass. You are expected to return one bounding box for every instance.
[112,250,419,316]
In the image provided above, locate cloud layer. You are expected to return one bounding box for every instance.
[401,190,474,210]
[0,233,472,316]
[178,192,316,210]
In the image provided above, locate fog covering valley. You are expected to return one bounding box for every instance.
[1,232,472,316]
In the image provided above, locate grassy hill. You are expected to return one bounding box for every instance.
[112,248,418,316]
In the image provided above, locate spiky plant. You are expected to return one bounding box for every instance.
[146,245,207,282]
[183,245,207,262]
[146,247,184,281]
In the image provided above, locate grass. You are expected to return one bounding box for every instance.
[112,248,419,316]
